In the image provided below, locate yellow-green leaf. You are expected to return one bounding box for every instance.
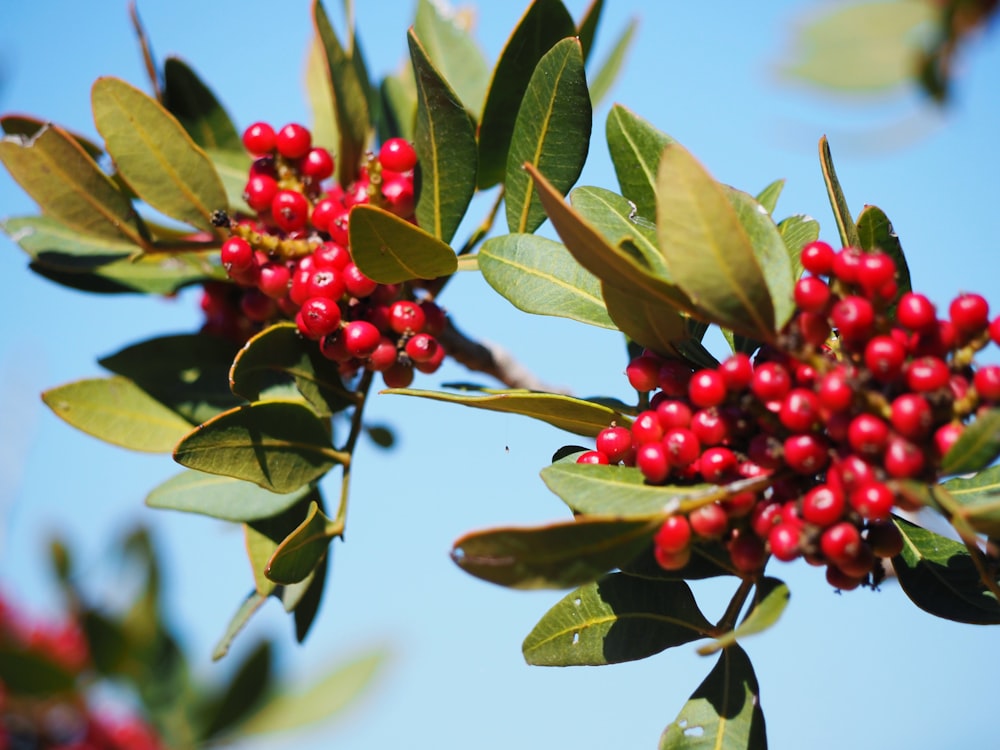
[266,501,340,585]
[348,204,457,283]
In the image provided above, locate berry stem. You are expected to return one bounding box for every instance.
[332,369,376,534]
[709,578,756,637]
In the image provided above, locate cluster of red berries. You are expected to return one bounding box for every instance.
[579,241,1000,590]
[200,122,447,388]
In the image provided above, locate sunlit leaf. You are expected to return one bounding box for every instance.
[602,281,688,354]
[348,204,457,283]
[570,186,665,276]
[212,591,268,661]
[755,179,785,215]
[380,70,417,143]
[941,409,1000,476]
[304,35,340,154]
[819,135,860,249]
[146,470,312,522]
[588,17,637,108]
[606,104,673,219]
[698,577,789,655]
[856,204,912,299]
[162,56,243,152]
[206,147,252,214]
[1,114,103,158]
[413,0,490,118]
[778,214,820,280]
[198,640,272,741]
[266,501,340,585]
[941,466,1000,537]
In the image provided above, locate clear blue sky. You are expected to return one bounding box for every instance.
[1,2,998,749]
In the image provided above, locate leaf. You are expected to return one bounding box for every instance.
[588,18,637,108]
[606,104,674,219]
[941,466,1000,537]
[348,204,457,283]
[656,142,776,342]
[892,516,1000,624]
[162,56,243,152]
[413,0,490,118]
[407,30,478,244]
[755,179,785,215]
[229,323,356,417]
[27,249,219,294]
[42,376,194,453]
[0,125,147,245]
[660,644,767,750]
[698,577,789,655]
[478,233,614,329]
[577,0,603,63]
[290,552,328,643]
[213,591,268,661]
[452,515,662,589]
[2,114,104,158]
[777,214,820,281]
[570,186,664,275]
[146,470,313,522]
[199,640,272,741]
[818,136,860,250]
[265,500,340,585]
[0,647,76,695]
[3,214,133,269]
[243,497,316,598]
[379,70,417,143]
[99,333,241,425]
[206,147,253,214]
[622,543,736,581]
[602,281,688,354]
[91,77,228,233]
[505,37,591,234]
[941,408,1000,476]
[477,0,576,188]
[856,204,912,298]
[173,400,347,493]
[304,35,340,155]
[523,574,711,666]
[386,386,630,437]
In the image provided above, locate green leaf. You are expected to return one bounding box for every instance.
[3,214,132,269]
[523,574,711,666]
[570,186,664,276]
[243,495,318,597]
[213,591,268,661]
[348,204,457,283]
[2,114,103,158]
[602,281,688,354]
[478,233,614,329]
[0,125,147,246]
[91,77,228,233]
[407,30,478,244]
[941,466,1000,537]
[379,70,417,143]
[42,376,194,453]
[577,0,603,63]
[777,214,820,281]
[265,500,340,585]
[199,640,272,741]
[622,543,736,581]
[162,57,243,152]
[856,204,912,299]
[606,104,674,219]
[290,553,328,643]
[26,248,220,294]
[80,608,130,677]
[588,18,637,108]
[387,386,630,437]
[173,400,347,493]
[698,578,789,655]
[413,0,490,118]
[892,516,1000,624]
[206,147,253,214]
[99,333,241,425]
[505,37,592,234]
[0,647,76,695]
[818,136,860,250]
[452,515,662,589]
[656,142,776,342]
[477,0,576,188]
[660,644,767,750]
[755,179,785,215]
[230,323,356,417]
[146,470,313,522]
[304,35,340,155]
[941,409,1000,476]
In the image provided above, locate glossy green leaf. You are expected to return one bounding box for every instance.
[305,35,340,155]
[892,516,1000,624]
[380,70,417,143]
[162,57,243,152]
[505,37,591,234]
[819,135,860,249]
[698,577,789,655]
[348,204,457,283]
[479,233,614,329]
[588,17,637,108]
[941,409,1000,476]
[199,640,272,741]
[941,466,1000,537]
[577,0,603,63]
[477,0,576,188]
[213,591,268,661]
[413,0,489,118]
[313,0,371,185]
[755,179,785,215]
[146,470,312,522]
[778,214,820,281]
[0,647,76,696]
[173,400,347,493]
[656,142,776,342]
[407,30,478,244]
[606,104,674,219]
[266,501,340,585]
[387,386,630,438]
[91,77,228,233]
[857,204,912,298]
[230,322,356,417]
[570,186,665,275]
[452,515,662,589]
[660,644,767,750]
[42,376,194,453]
[99,333,241,425]
[0,125,147,245]
[601,281,688,354]
[523,574,711,666]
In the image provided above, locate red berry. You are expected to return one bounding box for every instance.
[794,276,831,312]
[779,388,822,433]
[413,342,446,373]
[636,442,670,484]
[699,447,737,483]
[654,545,691,571]
[382,177,415,217]
[890,393,933,439]
[220,237,255,273]
[856,252,896,294]
[828,454,877,493]
[596,426,633,463]
[949,293,990,335]
[242,122,275,155]
[820,521,861,565]
[974,364,1000,402]
[831,246,863,284]
[750,500,782,538]
[688,369,727,408]
[906,356,951,392]
[751,361,791,402]
[319,330,352,362]
[577,450,609,465]
[663,428,701,467]
[343,263,378,298]
[244,174,278,212]
[800,240,835,275]
[727,532,767,574]
[718,354,753,391]
[934,422,963,457]
[655,400,693,429]
[382,361,415,388]
[389,300,427,335]
[768,522,801,562]
[817,367,854,412]
[404,333,440,363]
[897,292,937,331]
[271,190,310,233]
[274,123,312,160]
[830,295,875,342]
[990,316,1000,346]
[864,335,906,383]
[626,355,660,392]
[367,336,400,371]
[658,359,693,396]
[378,138,418,172]
[825,564,863,591]
[883,435,926,478]
[798,311,832,346]
[297,297,342,339]
[847,413,890,456]
[801,484,845,527]
[850,482,894,521]
[783,434,829,474]
[342,320,382,358]
[631,410,665,445]
[690,408,729,447]
[310,198,342,233]
[257,262,291,300]
[689,503,728,539]
[867,521,904,558]
[240,288,277,322]
[302,147,335,180]
[655,516,692,554]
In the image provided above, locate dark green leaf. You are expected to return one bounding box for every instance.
[660,644,767,750]
[3,214,132,269]
[576,0,603,63]
[588,18,637,108]
[199,640,272,741]
[477,0,576,188]
[146,470,313,522]
[856,204,912,299]
[819,136,860,249]
[348,203,457,283]
[777,214,820,281]
[0,647,76,695]
[244,495,318,597]
[698,577,789,655]
[755,179,785,215]
[606,104,674,218]
[505,37,591,234]
[379,70,417,143]
[407,30,478,244]
[941,409,1000,476]
[266,501,340,585]
[213,591,268,661]
[27,249,219,294]
[413,0,489,118]
[80,609,129,677]
[290,551,328,643]
[622,543,736,581]
[162,57,243,152]
[941,466,1000,537]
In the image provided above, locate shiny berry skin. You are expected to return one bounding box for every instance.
[751,361,791,402]
[817,367,854,412]
[793,276,831,312]
[906,356,951,392]
[297,297,342,339]
[750,500,782,538]
[577,450,609,465]
[658,359,693,396]
[856,252,896,293]
[626,355,660,392]
[718,353,753,391]
[655,400,693,429]
[883,435,926,478]
[727,532,767,574]
[342,320,381,358]
[242,122,275,155]
[974,364,1000,402]
[367,336,400,371]
[949,293,990,335]
[655,516,692,554]
[689,503,728,539]
[274,123,312,159]
[631,410,665,445]
[663,428,701,467]
[314,241,351,270]
[699,447,737,483]
[382,177,415,216]
[382,361,415,388]
[596,426,633,463]
[897,292,937,331]
[768,522,801,562]
[798,311,832,346]
[257,262,291,300]
[801,484,845,527]
[404,333,440,363]
[307,268,347,301]
[310,197,341,233]
[343,263,379,298]
[690,408,728,446]
[220,237,255,272]
[864,335,906,383]
[388,300,426,335]
[990,316,1000,346]
[890,393,933,439]
[850,482,894,521]
[636,442,670,484]
[847,413,890,456]
[688,369,727,408]
[654,545,691,571]
[779,388,822,433]
[820,521,861,565]
[302,147,334,180]
[831,246,863,284]
[783,433,829,474]
[271,190,310,233]
[830,295,875,341]
[413,342,446,374]
[378,138,418,172]
[828,454,877,493]
[244,174,278,212]
[800,240,835,275]
[934,422,963,457]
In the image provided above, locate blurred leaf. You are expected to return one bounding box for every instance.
[856,204,912,299]
[305,35,340,154]
[660,644,767,750]
[478,233,614,329]
[290,552,328,643]
[199,640,272,741]
[0,648,76,695]
[213,591,268,661]
[588,17,637,108]
[81,608,129,677]
[206,147,253,214]
[365,424,396,448]
[452,515,662,589]
[380,70,417,143]
[230,322,356,417]
[42,376,193,452]
[477,0,576,188]
[698,577,789,655]
[606,104,673,219]
[577,0,604,63]
[505,37,592,234]
[91,77,228,233]
[940,466,1000,537]
[1,114,103,158]
[348,204,457,283]
[777,214,820,280]
[755,179,785,215]
[622,542,736,580]
[0,124,147,245]
[3,214,132,268]
[146,470,312,522]
[819,136,860,249]
[892,516,1000,624]
[173,400,346,493]
[656,142,775,342]
[941,409,1000,476]
[407,30,478,244]
[387,386,630,437]
[413,0,490,118]
[266,501,339,585]
[602,281,687,353]
[523,574,710,666]
[162,56,243,152]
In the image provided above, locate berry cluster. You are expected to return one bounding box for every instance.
[580,241,1000,590]
[201,122,447,388]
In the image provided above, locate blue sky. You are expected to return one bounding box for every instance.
[1,1,998,748]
